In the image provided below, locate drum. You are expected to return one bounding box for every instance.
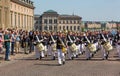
[51,43,57,51]
[70,43,78,52]
[87,43,96,52]
[36,43,45,52]
[103,41,113,51]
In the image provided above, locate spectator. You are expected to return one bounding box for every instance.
[4,30,11,61]
[11,30,16,55]
[15,31,20,54]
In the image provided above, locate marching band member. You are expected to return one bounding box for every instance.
[57,32,65,65]
[99,30,109,60]
[42,32,49,57]
[49,32,57,60]
[83,32,91,60]
[67,31,76,60]
[91,32,98,55]
[115,31,120,58]
[34,31,44,60]
[80,32,85,55]
[47,32,52,56]
[75,33,81,58]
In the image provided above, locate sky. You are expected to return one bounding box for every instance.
[32,0,120,21]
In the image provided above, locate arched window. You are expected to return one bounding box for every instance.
[67,26,69,30]
[74,26,76,30]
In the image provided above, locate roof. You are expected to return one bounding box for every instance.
[58,15,82,20]
[44,10,57,13]
[42,10,58,17]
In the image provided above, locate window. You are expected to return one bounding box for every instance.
[21,14,23,27]
[63,26,65,30]
[11,12,12,25]
[77,26,80,30]
[70,20,72,24]
[70,26,72,30]
[59,26,61,30]
[0,9,2,24]
[63,21,65,24]
[54,26,57,30]
[66,20,68,24]
[49,26,52,30]
[15,5,16,10]
[74,20,76,24]
[49,19,52,24]
[66,26,69,30]
[11,3,12,9]
[44,19,47,24]
[74,26,76,30]
[44,26,47,30]
[54,19,57,24]
[24,15,26,27]
[0,9,1,25]
[59,21,61,24]
[18,14,20,27]
[5,10,7,27]
[39,26,42,30]
[15,13,17,26]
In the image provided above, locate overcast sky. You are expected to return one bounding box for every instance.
[32,0,120,21]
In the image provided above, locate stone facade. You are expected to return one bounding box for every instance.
[0,0,10,29]
[0,0,34,30]
[106,22,117,30]
[34,10,82,32]
[84,21,101,31]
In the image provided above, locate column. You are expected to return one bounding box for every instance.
[16,13,18,29]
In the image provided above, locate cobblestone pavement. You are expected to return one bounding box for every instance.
[0,48,120,76]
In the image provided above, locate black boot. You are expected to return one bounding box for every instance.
[71,57,74,60]
[52,56,55,60]
[76,55,78,58]
[62,61,65,65]
[40,56,42,60]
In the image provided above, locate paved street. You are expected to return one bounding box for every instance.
[0,49,120,76]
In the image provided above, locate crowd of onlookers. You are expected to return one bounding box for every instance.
[0,28,34,61]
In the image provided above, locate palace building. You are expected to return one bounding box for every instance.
[34,10,82,32]
[0,0,34,30]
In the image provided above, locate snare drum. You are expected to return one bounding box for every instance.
[51,43,57,51]
[36,43,45,52]
[70,43,78,52]
[87,43,96,52]
[103,41,113,51]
